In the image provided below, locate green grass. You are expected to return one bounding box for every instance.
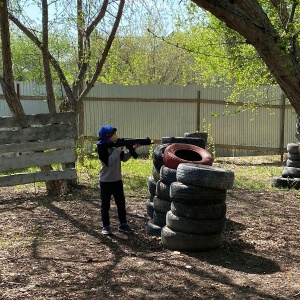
[77,153,153,193]
[1,153,296,194]
[77,154,291,193]
[217,161,283,190]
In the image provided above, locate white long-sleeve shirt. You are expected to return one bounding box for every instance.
[99,147,131,182]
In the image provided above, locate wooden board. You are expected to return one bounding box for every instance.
[0,169,77,186]
[0,112,78,187]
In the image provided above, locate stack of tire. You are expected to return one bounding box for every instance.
[146,144,171,236]
[146,134,208,236]
[161,163,235,252]
[271,142,300,189]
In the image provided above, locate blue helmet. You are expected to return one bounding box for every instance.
[98,125,117,140]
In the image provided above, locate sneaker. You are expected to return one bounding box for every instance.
[102,226,112,235]
[118,223,134,234]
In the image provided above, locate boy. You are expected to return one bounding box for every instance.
[96,125,139,235]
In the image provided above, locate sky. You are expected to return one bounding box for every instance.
[19,0,193,36]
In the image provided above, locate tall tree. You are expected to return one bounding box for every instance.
[42,0,56,113]
[0,0,25,115]
[7,0,125,112]
[191,0,300,139]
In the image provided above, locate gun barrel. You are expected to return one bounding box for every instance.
[97,137,153,150]
[122,138,152,145]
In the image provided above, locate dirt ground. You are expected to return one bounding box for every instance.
[0,169,299,299]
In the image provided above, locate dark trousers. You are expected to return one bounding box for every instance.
[100,180,127,227]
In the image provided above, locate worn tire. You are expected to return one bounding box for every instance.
[160,165,177,184]
[163,144,213,170]
[146,199,154,218]
[287,153,300,161]
[286,159,300,168]
[271,176,300,189]
[177,163,234,190]
[287,143,300,153]
[153,210,167,227]
[166,211,226,234]
[161,136,206,149]
[171,201,227,220]
[170,181,226,204]
[146,220,162,236]
[152,144,170,172]
[156,180,171,200]
[161,226,223,251]
[153,196,171,213]
[184,132,208,143]
[147,175,157,196]
[282,166,300,178]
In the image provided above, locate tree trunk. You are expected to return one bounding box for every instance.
[42,0,57,114]
[0,0,25,116]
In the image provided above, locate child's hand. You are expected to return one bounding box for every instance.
[133,143,140,149]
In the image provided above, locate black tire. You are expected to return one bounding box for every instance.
[146,220,162,236]
[170,181,226,204]
[156,180,171,200]
[286,159,300,168]
[160,165,177,184]
[146,199,154,218]
[147,175,157,196]
[287,143,300,153]
[152,144,171,172]
[271,176,300,189]
[161,136,206,149]
[184,132,208,144]
[166,211,226,234]
[152,165,160,182]
[171,201,227,220]
[287,153,300,161]
[282,166,300,178]
[177,163,234,190]
[163,144,213,170]
[153,196,171,213]
[161,226,223,251]
[152,210,167,227]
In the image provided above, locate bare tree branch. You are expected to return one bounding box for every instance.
[78,0,125,104]
[86,0,109,37]
[9,13,77,110]
[73,0,109,96]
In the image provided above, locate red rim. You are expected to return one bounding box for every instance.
[163,143,213,169]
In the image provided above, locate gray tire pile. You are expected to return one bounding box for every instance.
[271,142,300,189]
[146,134,208,237]
[162,164,234,252]
[146,133,235,252]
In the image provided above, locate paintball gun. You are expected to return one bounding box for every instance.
[96,137,153,159]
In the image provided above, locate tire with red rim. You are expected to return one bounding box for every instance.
[163,143,213,170]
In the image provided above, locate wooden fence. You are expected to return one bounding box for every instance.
[0,112,77,189]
